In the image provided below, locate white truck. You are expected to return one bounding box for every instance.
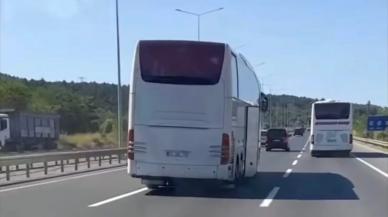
[0,111,60,151]
[0,113,10,150]
[127,40,268,188]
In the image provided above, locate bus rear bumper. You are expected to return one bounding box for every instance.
[129,161,234,181]
[310,143,353,151]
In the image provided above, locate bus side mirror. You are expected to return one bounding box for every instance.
[259,93,269,112]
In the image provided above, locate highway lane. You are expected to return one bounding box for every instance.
[260,139,388,217]
[0,135,387,217]
[352,142,388,174]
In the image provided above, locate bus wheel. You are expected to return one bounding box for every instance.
[16,143,25,153]
[145,184,159,190]
[341,151,351,157]
[235,160,241,182]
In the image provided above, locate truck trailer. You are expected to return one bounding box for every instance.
[0,112,60,151]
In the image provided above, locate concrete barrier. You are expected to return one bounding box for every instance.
[354,137,388,149]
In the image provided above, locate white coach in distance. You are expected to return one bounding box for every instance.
[127,40,268,188]
[310,100,353,156]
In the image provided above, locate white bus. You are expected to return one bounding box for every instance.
[310,100,353,156]
[127,40,268,188]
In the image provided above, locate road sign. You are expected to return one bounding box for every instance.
[367,116,388,131]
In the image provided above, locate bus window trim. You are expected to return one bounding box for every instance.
[232,52,239,98]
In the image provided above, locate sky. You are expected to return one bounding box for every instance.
[0,0,387,106]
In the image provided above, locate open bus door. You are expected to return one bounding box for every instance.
[244,106,260,177]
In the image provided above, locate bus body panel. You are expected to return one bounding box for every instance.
[132,126,223,165]
[244,106,260,177]
[133,81,225,129]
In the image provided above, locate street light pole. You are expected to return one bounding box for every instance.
[175,7,224,41]
[197,16,200,41]
[115,0,122,148]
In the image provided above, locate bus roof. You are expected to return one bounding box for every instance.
[138,39,227,47]
[313,100,350,104]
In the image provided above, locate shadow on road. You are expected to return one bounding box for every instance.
[146,172,358,200]
[264,150,301,153]
[352,152,388,158]
[314,151,388,158]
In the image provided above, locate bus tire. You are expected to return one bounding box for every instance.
[234,160,242,184]
[145,184,159,190]
[16,143,25,153]
[341,150,351,157]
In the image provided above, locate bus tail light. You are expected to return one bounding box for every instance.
[128,129,134,160]
[349,134,353,144]
[311,134,314,144]
[221,133,230,165]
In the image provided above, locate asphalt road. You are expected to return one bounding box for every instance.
[0,135,387,217]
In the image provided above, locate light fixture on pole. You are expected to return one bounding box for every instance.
[175,7,224,41]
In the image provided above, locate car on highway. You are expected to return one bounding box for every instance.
[266,128,290,152]
[294,128,305,136]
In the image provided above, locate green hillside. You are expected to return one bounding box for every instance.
[1,72,387,145]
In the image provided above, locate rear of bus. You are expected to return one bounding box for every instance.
[128,40,233,185]
[310,102,353,156]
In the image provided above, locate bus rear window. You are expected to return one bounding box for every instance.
[139,41,225,85]
[315,103,350,120]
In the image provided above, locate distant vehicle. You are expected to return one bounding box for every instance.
[294,128,305,136]
[127,40,269,189]
[0,111,60,151]
[266,128,290,152]
[310,101,353,156]
[260,130,267,145]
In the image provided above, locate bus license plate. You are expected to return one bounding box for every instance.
[327,132,337,143]
[166,150,189,158]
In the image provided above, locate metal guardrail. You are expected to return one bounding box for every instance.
[354,136,388,148]
[0,148,127,181]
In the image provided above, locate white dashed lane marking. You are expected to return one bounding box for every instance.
[283,169,292,178]
[260,187,280,207]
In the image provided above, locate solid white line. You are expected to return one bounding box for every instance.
[260,187,280,207]
[88,187,148,207]
[353,155,388,178]
[303,139,309,148]
[297,154,302,158]
[292,160,298,166]
[283,169,292,178]
[0,168,126,193]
